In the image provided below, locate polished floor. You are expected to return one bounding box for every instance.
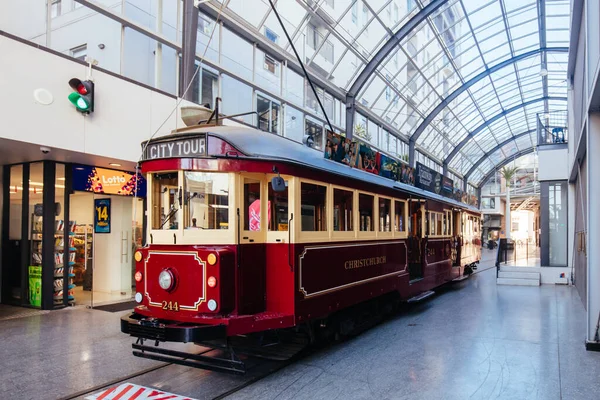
[1,251,599,400]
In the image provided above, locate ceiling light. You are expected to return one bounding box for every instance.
[109,163,122,167]
[539,68,548,77]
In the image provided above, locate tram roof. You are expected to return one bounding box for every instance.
[156,125,479,213]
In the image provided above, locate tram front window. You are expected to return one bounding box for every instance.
[152,173,180,230]
[184,172,229,230]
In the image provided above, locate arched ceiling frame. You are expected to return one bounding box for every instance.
[444,96,567,168]
[344,0,449,139]
[477,148,536,187]
[464,130,535,180]
[408,46,569,158]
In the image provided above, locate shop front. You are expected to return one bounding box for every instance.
[1,162,145,310]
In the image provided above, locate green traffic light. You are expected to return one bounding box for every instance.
[68,92,91,112]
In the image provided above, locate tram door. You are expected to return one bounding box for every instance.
[407,201,423,281]
[453,210,462,266]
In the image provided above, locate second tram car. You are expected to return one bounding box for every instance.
[121,123,481,373]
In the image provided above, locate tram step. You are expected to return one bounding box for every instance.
[407,290,435,303]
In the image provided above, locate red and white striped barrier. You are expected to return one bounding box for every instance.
[85,383,197,400]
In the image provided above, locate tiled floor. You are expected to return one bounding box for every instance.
[1,249,599,400]
[229,254,600,400]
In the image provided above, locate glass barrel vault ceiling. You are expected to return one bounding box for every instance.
[219,0,569,186]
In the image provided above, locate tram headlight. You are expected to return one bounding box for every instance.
[135,292,143,303]
[207,299,218,311]
[158,269,175,291]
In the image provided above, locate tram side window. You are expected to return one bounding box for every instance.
[243,178,262,231]
[394,201,405,232]
[269,179,288,231]
[301,182,327,231]
[333,188,353,231]
[184,172,229,230]
[359,193,374,231]
[378,197,391,232]
[152,172,179,230]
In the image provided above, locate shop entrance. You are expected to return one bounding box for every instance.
[69,192,142,307]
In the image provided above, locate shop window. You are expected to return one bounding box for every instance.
[184,172,229,230]
[394,201,405,232]
[243,179,261,231]
[301,182,327,232]
[333,188,353,231]
[199,14,213,35]
[379,197,391,232]
[152,172,179,230]
[359,193,374,231]
[269,179,288,231]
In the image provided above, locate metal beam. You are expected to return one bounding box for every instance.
[409,47,569,145]
[345,0,449,139]
[444,96,567,165]
[477,148,536,187]
[464,130,535,178]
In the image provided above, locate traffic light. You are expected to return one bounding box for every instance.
[68,78,94,114]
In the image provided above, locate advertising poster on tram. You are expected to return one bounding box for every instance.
[378,154,400,181]
[442,176,454,198]
[399,163,415,186]
[324,130,360,167]
[415,162,442,195]
[356,141,379,175]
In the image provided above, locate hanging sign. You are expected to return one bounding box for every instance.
[94,198,111,233]
[142,134,207,160]
[73,165,146,197]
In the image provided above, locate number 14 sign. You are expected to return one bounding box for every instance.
[94,198,111,233]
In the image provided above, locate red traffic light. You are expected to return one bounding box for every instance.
[68,78,89,95]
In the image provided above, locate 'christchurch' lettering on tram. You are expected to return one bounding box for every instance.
[344,256,387,270]
[145,137,206,160]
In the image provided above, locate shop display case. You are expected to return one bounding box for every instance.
[53,220,77,306]
[73,224,93,290]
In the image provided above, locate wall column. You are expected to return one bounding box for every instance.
[587,113,600,345]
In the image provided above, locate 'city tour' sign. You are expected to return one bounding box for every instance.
[142,135,206,160]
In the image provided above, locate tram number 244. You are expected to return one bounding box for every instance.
[162,301,179,311]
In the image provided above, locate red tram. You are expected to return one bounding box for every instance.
[121,123,481,373]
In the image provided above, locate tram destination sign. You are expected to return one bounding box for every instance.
[142,135,206,160]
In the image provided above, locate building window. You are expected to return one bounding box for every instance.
[263,54,278,75]
[305,118,324,150]
[394,3,399,22]
[257,94,280,134]
[324,0,334,8]
[70,44,87,61]
[264,27,278,44]
[307,24,319,50]
[198,14,213,35]
[352,2,358,24]
[51,0,61,18]
[200,68,219,108]
[407,0,415,11]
